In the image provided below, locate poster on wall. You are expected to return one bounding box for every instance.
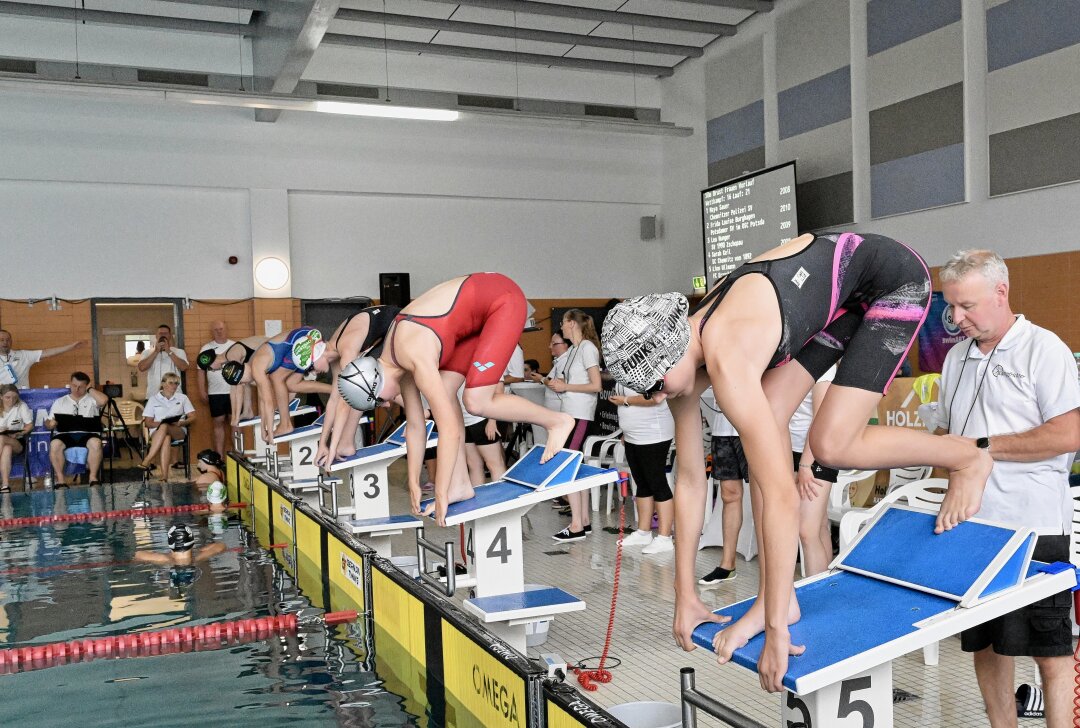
[917,292,966,374]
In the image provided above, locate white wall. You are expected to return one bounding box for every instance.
[659,0,1080,292]
[0,88,663,299]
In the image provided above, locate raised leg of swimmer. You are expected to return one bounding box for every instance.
[461,386,573,463]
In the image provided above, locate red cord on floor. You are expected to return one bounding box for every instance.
[573,472,629,692]
[1073,590,1079,725]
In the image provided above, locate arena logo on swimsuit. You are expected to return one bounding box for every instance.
[472,665,520,724]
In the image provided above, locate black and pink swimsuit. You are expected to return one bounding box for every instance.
[694,232,931,394]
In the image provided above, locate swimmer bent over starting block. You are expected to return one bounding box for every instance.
[601,232,994,692]
[338,273,576,527]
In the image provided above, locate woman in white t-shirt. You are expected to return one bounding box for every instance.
[458,383,507,485]
[547,310,602,542]
[138,373,196,482]
[0,385,33,492]
[790,364,838,576]
[610,382,675,553]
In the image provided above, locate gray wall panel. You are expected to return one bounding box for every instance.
[869,82,964,165]
[708,147,768,187]
[989,111,1080,195]
[707,100,765,164]
[867,0,961,56]
[987,0,1080,71]
[797,171,854,231]
[778,65,851,140]
[871,142,965,217]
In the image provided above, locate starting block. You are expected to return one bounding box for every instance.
[689,504,1077,727]
[420,446,617,652]
[232,398,316,459]
[318,420,436,557]
[269,415,370,485]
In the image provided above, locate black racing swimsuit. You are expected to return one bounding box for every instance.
[338,305,401,355]
[693,232,931,393]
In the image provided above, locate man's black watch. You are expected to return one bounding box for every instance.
[975,437,990,450]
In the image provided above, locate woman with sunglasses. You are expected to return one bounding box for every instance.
[337,273,575,526]
[601,231,993,693]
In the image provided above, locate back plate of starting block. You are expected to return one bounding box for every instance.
[835,504,1036,607]
[385,420,435,447]
[503,446,582,489]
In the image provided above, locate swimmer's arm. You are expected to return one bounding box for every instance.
[133,551,172,565]
[399,374,427,489]
[715,363,797,636]
[193,543,228,563]
[560,366,602,394]
[413,367,464,501]
[798,379,831,469]
[671,369,714,599]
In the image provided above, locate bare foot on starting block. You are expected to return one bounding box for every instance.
[273,423,294,440]
[712,592,801,665]
[424,479,476,527]
[936,440,993,534]
[542,413,576,463]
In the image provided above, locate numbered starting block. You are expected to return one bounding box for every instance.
[233,398,316,460]
[689,504,1079,728]
[268,415,370,491]
[319,420,436,557]
[420,446,618,652]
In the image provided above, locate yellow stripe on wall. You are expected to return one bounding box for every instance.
[327,534,365,611]
[370,569,426,669]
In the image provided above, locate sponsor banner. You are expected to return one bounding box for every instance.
[545,687,629,728]
[12,388,83,478]
[917,292,966,374]
[442,619,526,728]
[328,535,365,610]
[370,568,427,668]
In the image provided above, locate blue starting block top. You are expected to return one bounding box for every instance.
[237,399,315,428]
[420,460,617,527]
[464,586,586,623]
[327,420,436,472]
[272,414,325,443]
[691,504,1072,695]
[347,513,425,534]
[503,447,582,489]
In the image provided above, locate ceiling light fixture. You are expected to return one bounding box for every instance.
[254,257,290,291]
[170,91,458,121]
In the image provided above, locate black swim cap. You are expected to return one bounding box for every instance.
[196,449,224,468]
[196,351,215,371]
[167,524,196,552]
[221,361,244,386]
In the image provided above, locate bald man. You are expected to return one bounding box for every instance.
[197,321,235,456]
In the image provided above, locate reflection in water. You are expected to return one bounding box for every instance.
[0,482,435,727]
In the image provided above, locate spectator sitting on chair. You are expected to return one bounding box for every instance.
[0,329,85,389]
[137,324,189,401]
[139,373,196,482]
[46,372,108,487]
[196,320,235,457]
[0,384,34,493]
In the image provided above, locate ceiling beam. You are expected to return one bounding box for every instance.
[0,0,255,34]
[251,0,341,121]
[322,33,675,75]
[667,0,772,10]
[335,8,703,57]
[419,0,736,36]
[147,0,269,11]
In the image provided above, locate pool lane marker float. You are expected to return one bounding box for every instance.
[0,502,249,529]
[0,610,359,674]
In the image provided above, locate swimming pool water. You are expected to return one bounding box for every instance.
[0,483,441,727]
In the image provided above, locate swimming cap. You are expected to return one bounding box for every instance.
[167,524,196,552]
[196,350,215,371]
[221,360,244,386]
[196,449,224,469]
[602,293,690,393]
[206,480,227,505]
[291,329,325,372]
[338,357,384,411]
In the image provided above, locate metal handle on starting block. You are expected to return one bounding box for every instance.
[416,530,456,597]
[680,668,768,728]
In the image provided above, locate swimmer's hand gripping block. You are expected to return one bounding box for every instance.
[832,504,1036,608]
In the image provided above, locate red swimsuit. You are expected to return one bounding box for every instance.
[389,273,527,388]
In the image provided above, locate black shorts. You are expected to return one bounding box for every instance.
[791,451,838,483]
[465,419,499,446]
[711,436,748,482]
[52,432,99,449]
[624,440,673,502]
[960,535,1073,657]
[208,394,232,418]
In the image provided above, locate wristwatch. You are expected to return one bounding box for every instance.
[976,437,990,450]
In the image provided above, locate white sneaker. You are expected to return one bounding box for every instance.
[642,535,674,554]
[620,530,653,547]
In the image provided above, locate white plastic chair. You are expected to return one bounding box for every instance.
[583,429,624,512]
[839,478,947,665]
[886,465,933,495]
[827,469,877,525]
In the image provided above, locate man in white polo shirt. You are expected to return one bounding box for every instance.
[937,250,1080,728]
[138,323,188,400]
[0,329,85,389]
[196,320,235,457]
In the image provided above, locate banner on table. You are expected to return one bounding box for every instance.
[917,292,966,374]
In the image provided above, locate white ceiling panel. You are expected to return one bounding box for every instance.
[330,18,441,41]
[591,21,714,46]
[618,0,752,25]
[562,44,680,68]
[21,0,253,23]
[341,0,455,19]
[428,30,571,56]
